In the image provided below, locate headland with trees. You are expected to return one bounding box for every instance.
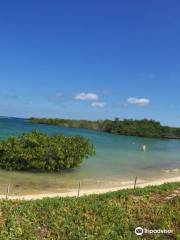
[29,118,180,139]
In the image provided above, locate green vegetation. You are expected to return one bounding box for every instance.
[0,182,179,239]
[29,117,180,139]
[0,130,95,172]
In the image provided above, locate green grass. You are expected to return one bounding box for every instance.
[0,182,179,239]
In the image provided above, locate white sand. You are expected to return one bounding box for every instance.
[0,176,179,201]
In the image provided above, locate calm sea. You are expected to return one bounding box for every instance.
[0,117,179,194]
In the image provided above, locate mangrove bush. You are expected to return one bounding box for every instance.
[0,130,95,171]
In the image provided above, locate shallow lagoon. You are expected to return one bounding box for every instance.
[0,117,179,194]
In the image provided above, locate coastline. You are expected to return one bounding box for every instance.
[28,118,180,140]
[1,175,179,201]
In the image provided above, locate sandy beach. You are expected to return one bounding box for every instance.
[0,175,179,201]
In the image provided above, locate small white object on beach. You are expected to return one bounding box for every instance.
[172,168,179,172]
[162,168,179,173]
[162,169,170,173]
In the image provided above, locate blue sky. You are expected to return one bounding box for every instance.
[0,1,180,126]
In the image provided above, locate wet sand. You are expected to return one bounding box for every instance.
[1,175,179,201]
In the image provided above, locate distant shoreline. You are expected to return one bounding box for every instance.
[28,117,180,140]
[1,175,179,201]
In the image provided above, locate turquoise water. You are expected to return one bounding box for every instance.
[0,117,179,194]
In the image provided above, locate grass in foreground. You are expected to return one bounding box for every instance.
[0,182,179,240]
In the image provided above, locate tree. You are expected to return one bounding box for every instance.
[0,130,95,172]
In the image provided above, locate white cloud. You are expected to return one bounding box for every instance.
[91,101,106,108]
[127,97,150,106]
[75,92,98,100]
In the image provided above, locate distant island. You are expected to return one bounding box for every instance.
[29,118,180,139]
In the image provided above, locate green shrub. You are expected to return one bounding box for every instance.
[0,130,95,171]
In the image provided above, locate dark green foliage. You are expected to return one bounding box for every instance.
[0,182,179,239]
[0,130,95,171]
[29,117,180,139]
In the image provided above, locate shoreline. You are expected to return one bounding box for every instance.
[1,175,179,201]
[28,118,180,140]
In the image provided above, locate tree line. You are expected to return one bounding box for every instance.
[29,118,180,139]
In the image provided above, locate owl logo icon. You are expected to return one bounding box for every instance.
[135,227,143,236]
